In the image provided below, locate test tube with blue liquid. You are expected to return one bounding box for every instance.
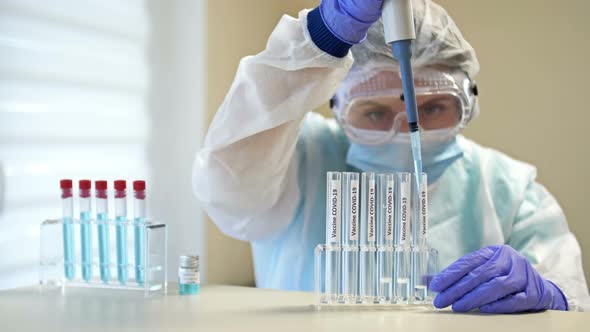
[79,180,93,282]
[359,172,377,304]
[394,172,412,304]
[95,180,111,283]
[60,179,75,280]
[341,172,359,303]
[376,173,395,303]
[325,172,341,303]
[133,180,146,285]
[114,180,128,284]
[411,173,430,303]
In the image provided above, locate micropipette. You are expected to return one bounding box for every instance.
[382,0,423,190]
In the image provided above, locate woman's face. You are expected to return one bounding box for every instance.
[343,70,463,133]
[347,94,462,133]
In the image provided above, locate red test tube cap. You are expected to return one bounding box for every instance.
[95,180,107,190]
[133,180,146,191]
[114,180,126,191]
[79,179,91,190]
[60,179,72,189]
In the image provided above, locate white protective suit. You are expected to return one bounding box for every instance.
[193,8,590,310]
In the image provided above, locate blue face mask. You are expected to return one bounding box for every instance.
[346,132,463,183]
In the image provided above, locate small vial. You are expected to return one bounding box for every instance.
[178,255,200,295]
[60,179,75,280]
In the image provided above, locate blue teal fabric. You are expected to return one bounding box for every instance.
[307,7,352,58]
[251,112,575,295]
[346,136,464,183]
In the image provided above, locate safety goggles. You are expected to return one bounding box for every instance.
[332,67,478,145]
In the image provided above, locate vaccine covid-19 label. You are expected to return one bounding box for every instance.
[328,179,341,244]
[368,179,376,243]
[385,179,394,242]
[399,180,410,245]
[419,180,428,241]
[179,268,200,284]
[349,179,359,241]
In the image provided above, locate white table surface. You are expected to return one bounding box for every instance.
[0,284,587,331]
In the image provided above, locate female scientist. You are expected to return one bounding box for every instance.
[193,0,589,312]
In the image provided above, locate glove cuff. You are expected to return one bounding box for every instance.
[307,6,352,58]
[546,280,569,311]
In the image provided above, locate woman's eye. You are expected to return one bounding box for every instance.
[365,110,387,122]
[420,103,446,116]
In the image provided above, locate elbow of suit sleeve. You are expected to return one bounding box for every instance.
[192,147,300,241]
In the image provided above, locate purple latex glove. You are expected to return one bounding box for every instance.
[429,245,568,313]
[320,0,383,44]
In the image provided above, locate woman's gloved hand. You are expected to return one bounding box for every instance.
[429,245,568,313]
[319,0,383,44]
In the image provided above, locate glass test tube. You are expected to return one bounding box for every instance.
[95,180,111,283]
[412,173,429,303]
[359,172,377,304]
[133,180,146,286]
[79,180,93,282]
[325,172,341,303]
[341,172,359,303]
[412,173,428,248]
[394,172,412,303]
[376,173,395,303]
[114,180,128,284]
[60,179,75,280]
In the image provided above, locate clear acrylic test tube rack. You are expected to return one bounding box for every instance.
[39,218,167,296]
[314,244,438,308]
[315,171,439,309]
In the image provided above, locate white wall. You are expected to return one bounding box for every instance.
[147,0,207,283]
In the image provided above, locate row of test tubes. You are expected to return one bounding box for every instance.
[60,179,147,286]
[322,171,434,305]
